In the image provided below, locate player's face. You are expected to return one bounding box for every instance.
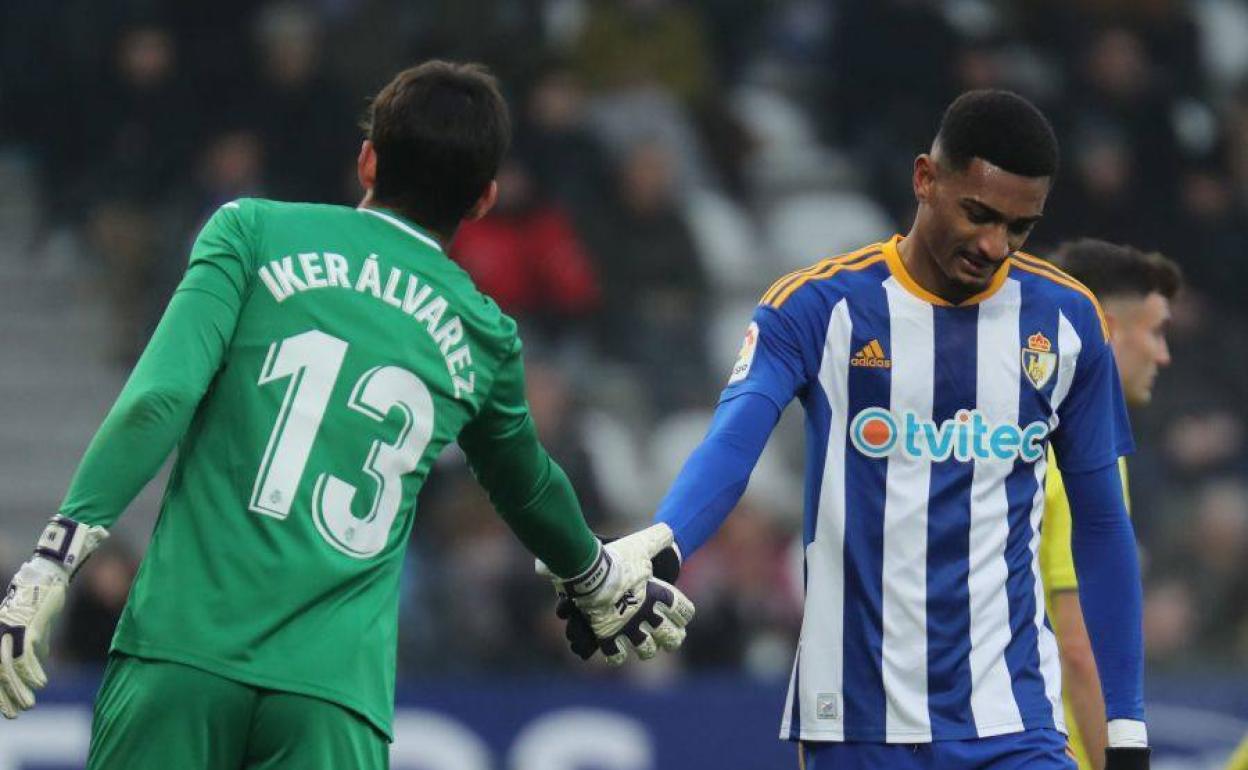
[1105,292,1172,405]
[914,155,1050,297]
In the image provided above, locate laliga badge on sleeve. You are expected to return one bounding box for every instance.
[728,322,760,384]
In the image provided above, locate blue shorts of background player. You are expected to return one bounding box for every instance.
[800,729,1077,770]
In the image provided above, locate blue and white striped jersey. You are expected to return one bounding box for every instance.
[723,235,1133,743]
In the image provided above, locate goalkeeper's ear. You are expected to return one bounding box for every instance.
[357,140,377,192]
[465,180,498,222]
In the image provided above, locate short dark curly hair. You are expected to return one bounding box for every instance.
[363,60,511,235]
[935,90,1059,179]
[1050,239,1182,301]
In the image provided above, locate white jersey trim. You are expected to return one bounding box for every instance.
[358,207,444,253]
[1030,447,1066,733]
[880,278,933,741]
[1033,310,1086,731]
[784,298,853,741]
[967,279,1025,735]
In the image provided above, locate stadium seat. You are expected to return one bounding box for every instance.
[1194,0,1248,91]
[763,191,896,272]
[682,188,764,294]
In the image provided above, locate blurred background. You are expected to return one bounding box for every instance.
[1,0,1247,768]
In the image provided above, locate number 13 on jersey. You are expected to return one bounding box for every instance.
[248,329,434,559]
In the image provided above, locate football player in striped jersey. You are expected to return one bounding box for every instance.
[621,90,1149,769]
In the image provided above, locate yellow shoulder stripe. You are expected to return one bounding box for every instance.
[760,247,876,306]
[1009,256,1110,340]
[1013,251,1088,285]
[759,243,884,306]
[768,252,886,308]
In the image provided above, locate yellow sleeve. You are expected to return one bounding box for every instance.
[1040,447,1079,595]
[1119,457,1130,510]
[1041,455,1131,599]
[1227,734,1248,770]
[1044,454,1130,770]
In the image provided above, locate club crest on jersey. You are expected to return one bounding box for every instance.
[728,322,759,384]
[1021,331,1056,389]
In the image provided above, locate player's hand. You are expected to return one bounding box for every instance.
[0,515,107,719]
[556,537,682,661]
[539,524,694,665]
[593,576,694,665]
[0,560,67,718]
[1104,747,1149,769]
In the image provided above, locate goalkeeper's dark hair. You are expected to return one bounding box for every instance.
[363,60,511,234]
[1050,239,1182,301]
[935,90,1059,179]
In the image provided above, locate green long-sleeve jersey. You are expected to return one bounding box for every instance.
[58,199,599,738]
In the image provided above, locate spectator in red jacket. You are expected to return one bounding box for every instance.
[452,156,601,343]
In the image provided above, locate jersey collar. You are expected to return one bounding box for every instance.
[357,206,445,253]
[882,234,1011,307]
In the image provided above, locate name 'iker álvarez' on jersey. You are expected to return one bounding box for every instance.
[719,237,1134,744]
[256,241,477,399]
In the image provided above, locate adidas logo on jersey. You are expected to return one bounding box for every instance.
[851,339,891,368]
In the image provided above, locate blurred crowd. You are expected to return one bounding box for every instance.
[1,0,1247,681]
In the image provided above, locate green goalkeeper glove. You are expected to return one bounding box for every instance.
[0,515,108,719]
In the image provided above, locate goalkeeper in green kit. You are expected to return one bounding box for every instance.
[0,60,693,769]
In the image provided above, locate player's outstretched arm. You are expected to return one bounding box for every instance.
[0,515,108,718]
[553,392,780,660]
[460,344,695,664]
[458,345,600,578]
[654,391,780,557]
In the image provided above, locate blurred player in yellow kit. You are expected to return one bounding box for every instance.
[1038,240,1181,770]
[1225,736,1248,770]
